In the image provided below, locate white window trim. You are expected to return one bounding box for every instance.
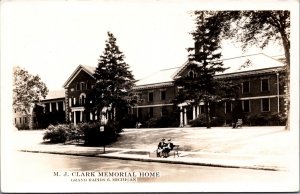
[80,82,85,90]
[261,78,270,92]
[242,100,251,113]
[242,81,250,94]
[79,93,86,105]
[160,90,166,100]
[261,98,270,112]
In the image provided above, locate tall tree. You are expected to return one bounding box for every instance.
[174,11,235,128]
[86,32,134,126]
[198,11,290,128]
[13,66,48,129]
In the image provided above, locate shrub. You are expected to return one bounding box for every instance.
[145,116,179,128]
[188,114,206,127]
[77,121,120,146]
[43,124,68,143]
[247,113,286,126]
[211,116,225,127]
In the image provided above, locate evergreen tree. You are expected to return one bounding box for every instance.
[86,32,134,126]
[204,11,290,129]
[174,12,236,128]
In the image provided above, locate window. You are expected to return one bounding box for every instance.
[261,79,269,92]
[69,98,72,107]
[73,97,76,105]
[70,88,74,92]
[81,82,86,90]
[225,102,232,113]
[15,118,16,124]
[160,90,166,100]
[24,117,27,124]
[76,83,80,91]
[188,70,194,78]
[79,93,86,105]
[261,98,270,112]
[149,107,154,117]
[242,81,250,94]
[86,82,90,90]
[243,100,250,112]
[148,91,153,102]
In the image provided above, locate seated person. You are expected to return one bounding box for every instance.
[157,138,166,157]
[162,139,174,157]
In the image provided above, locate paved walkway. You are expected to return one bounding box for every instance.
[13,126,298,172]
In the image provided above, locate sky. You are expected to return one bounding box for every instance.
[1,0,293,91]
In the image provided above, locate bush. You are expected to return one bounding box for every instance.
[188,114,206,127]
[77,121,120,146]
[247,113,286,126]
[145,116,179,128]
[43,124,68,143]
[211,116,225,127]
[42,121,122,146]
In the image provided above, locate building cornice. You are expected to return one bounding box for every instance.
[133,82,174,90]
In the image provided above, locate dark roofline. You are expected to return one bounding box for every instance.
[63,64,96,88]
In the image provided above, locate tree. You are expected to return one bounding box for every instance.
[86,32,134,128]
[196,11,290,129]
[13,66,48,129]
[174,11,236,128]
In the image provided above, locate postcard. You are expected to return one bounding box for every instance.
[1,0,299,192]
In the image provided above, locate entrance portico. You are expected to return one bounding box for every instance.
[179,102,204,127]
[71,107,85,125]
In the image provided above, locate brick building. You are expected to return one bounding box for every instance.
[132,53,286,127]
[13,90,65,129]
[13,53,287,129]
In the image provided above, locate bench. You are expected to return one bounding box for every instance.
[149,145,180,158]
[232,119,243,128]
[236,119,243,128]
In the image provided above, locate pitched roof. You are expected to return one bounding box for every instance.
[217,53,285,75]
[134,67,179,87]
[63,65,96,88]
[43,90,65,100]
[135,53,285,87]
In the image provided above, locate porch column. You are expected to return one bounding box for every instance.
[56,102,59,111]
[193,106,196,120]
[90,112,93,121]
[180,106,183,127]
[197,106,200,116]
[63,101,65,111]
[184,107,187,126]
[49,103,52,112]
[73,111,76,125]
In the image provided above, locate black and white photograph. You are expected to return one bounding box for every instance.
[1,0,299,192]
